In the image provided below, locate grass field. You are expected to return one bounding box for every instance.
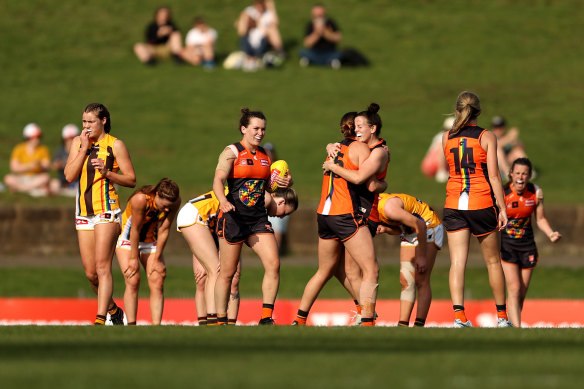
[1,0,584,206]
[0,326,583,388]
[2,264,584,300]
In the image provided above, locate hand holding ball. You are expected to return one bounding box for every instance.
[268,160,289,192]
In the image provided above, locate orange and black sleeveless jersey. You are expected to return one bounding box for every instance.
[226,142,271,221]
[444,125,496,211]
[378,193,441,234]
[502,182,538,249]
[120,193,167,243]
[368,138,389,223]
[76,133,120,217]
[317,137,374,217]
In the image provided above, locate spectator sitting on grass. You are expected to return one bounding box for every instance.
[235,0,285,71]
[491,115,529,178]
[299,4,342,69]
[134,6,184,65]
[50,124,79,197]
[4,123,51,197]
[182,16,217,69]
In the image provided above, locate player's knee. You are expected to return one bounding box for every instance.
[148,268,166,289]
[94,267,111,280]
[195,273,207,289]
[125,273,140,290]
[415,272,430,289]
[85,271,98,286]
[400,262,416,303]
[149,275,165,292]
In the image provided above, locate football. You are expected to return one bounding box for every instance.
[268,160,289,192]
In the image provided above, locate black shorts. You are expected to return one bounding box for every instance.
[367,219,379,238]
[501,244,538,269]
[216,211,273,244]
[443,207,498,237]
[317,213,366,242]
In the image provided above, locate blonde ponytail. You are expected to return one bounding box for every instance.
[450,91,481,135]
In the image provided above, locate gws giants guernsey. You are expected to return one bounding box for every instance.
[225,142,271,221]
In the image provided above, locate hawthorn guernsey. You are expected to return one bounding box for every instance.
[268,160,289,192]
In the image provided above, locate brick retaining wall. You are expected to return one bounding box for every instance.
[1,205,583,259]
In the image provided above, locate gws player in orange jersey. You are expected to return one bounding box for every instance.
[64,103,136,325]
[376,193,443,327]
[293,110,381,326]
[323,104,389,323]
[177,187,298,325]
[115,178,181,325]
[213,108,292,325]
[442,91,511,328]
[501,158,561,327]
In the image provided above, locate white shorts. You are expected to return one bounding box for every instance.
[268,215,289,234]
[400,224,444,249]
[176,202,208,230]
[116,239,157,254]
[75,209,121,231]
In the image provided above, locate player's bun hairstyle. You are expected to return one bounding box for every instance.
[356,103,382,136]
[239,107,266,134]
[451,91,481,135]
[84,103,111,133]
[339,111,357,138]
[509,157,533,178]
[273,187,299,212]
[133,178,180,203]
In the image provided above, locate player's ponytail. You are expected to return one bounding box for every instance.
[339,111,357,138]
[451,91,481,135]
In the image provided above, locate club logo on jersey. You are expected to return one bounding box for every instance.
[239,179,265,207]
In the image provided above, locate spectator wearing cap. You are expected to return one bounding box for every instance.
[4,123,51,196]
[491,116,528,178]
[50,124,80,197]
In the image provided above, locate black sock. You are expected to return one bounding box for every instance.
[414,318,426,327]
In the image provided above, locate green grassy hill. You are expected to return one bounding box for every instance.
[1,0,583,206]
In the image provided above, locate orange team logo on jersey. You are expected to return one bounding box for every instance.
[239,179,264,207]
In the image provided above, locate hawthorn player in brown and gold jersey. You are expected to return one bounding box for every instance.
[213,108,292,325]
[65,103,136,325]
[116,178,181,325]
[441,92,510,328]
[501,158,561,327]
[377,193,442,327]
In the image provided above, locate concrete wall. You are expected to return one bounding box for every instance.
[1,205,583,260]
